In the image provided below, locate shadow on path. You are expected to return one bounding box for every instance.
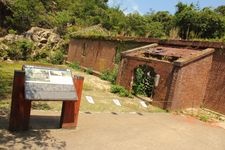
[0,114,66,149]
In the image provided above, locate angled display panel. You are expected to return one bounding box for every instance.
[23,65,77,101]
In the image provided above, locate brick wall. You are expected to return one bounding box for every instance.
[67,39,146,73]
[67,37,225,114]
[117,57,174,108]
[67,39,117,72]
[203,50,225,114]
[168,55,213,110]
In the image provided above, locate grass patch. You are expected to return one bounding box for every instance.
[83,82,94,91]
[0,61,164,114]
[110,85,132,97]
[198,114,210,122]
[32,102,52,110]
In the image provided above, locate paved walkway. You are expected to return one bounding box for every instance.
[1,111,225,150]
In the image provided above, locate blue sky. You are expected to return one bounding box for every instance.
[108,0,225,14]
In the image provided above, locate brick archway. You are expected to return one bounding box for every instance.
[132,64,156,98]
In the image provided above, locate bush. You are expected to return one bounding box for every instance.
[8,29,17,34]
[49,50,64,64]
[101,66,118,84]
[85,68,93,75]
[110,85,131,97]
[6,39,33,60]
[68,62,80,70]
[32,50,49,61]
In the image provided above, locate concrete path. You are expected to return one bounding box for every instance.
[1,111,225,150]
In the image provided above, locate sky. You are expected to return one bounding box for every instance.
[108,0,225,14]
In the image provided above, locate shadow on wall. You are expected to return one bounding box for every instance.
[0,115,66,149]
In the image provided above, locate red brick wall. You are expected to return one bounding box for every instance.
[117,57,174,108]
[67,39,147,73]
[168,55,213,110]
[67,39,117,72]
[203,50,225,114]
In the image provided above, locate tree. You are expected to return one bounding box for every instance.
[215,5,225,15]
[102,7,127,35]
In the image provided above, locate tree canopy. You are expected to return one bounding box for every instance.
[0,0,225,40]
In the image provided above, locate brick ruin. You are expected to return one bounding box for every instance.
[67,37,225,114]
[117,44,214,110]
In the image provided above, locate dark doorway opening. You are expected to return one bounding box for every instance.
[132,64,156,98]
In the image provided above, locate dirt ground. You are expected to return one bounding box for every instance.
[1,110,225,150]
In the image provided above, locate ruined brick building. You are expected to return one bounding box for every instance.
[67,37,225,114]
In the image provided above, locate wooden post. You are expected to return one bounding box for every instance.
[8,71,31,131]
[60,75,84,128]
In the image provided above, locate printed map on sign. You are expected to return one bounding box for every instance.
[23,65,77,101]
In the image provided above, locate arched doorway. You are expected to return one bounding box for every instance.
[132,64,156,98]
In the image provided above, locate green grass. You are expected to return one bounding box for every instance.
[0,61,164,113]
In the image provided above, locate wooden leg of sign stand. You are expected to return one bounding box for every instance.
[60,75,84,128]
[8,71,31,131]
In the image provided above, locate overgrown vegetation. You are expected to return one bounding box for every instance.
[85,68,93,75]
[68,62,81,70]
[132,65,156,97]
[110,85,132,97]
[101,66,118,84]
[0,1,225,40]
[2,39,34,60]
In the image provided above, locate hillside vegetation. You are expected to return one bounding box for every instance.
[0,0,225,40]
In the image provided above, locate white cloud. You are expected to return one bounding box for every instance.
[108,0,141,15]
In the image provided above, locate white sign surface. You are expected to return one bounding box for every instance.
[23,65,77,101]
[85,96,95,104]
[140,101,148,108]
[25,66,73,85]
[113,99,121,106]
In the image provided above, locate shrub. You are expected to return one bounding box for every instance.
[101,66,118,84]
[110,85,131,97]
[6,39,33,60]
[8,29,17,34]
[85,68,93,75]
[68,62,80,70]
[49,50,64,64]
[32,50,49,61]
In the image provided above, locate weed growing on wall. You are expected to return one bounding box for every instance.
[68,61,81,70]
[101,65,118,84]
[85,68,93,75]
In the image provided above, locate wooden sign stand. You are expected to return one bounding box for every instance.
[8,70,84,131]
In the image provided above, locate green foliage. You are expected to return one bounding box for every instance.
[0,73,8,98]
[0,63,15,98]
[49,50,64,64]
[68,62,81,70]
[0,0,225,40]
[110,85,131,97]
[101,66,118,84]
[6,0,47,32]
[174,2,225,39]
[6,39,33,60]
[32,102,51,110]
[32,50,49,61]
[132,65,156,97]
[198,114,210,122]
[69,25,111,38]
[8,29,17,34]
[85,68,93,75]
[215,5,225,15]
